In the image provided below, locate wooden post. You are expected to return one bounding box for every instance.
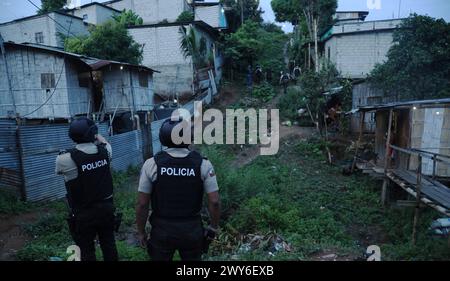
[412,155,422,245]
[381,109,394,206]
[432,154,437,180]
[351,111,365,173]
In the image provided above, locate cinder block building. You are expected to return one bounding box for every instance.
[0,11,89,48]
[128,21,222,98]
[65,2,122,25]
[0,42,156,119]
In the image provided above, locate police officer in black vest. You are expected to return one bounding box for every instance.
[136,118,221,261]
[56,117,119,261]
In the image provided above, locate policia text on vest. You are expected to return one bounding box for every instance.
[136,118,221,261]
[56,118,119,261]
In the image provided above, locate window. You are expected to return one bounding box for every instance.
[83,14,88,21]
[35,32,44,44]
[41,73,55,89]
[78,72,90,88]
[139,72,148,88]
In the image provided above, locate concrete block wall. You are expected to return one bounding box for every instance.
[70,4,119,25]
[0,48,73,118]
[128,25,194,96]
[107,0,189,24]
[0,15,53,46]
[102,66,154,112]
[325,30,395,79]
[195,6,220,28]
[0,13,88,48]
[53,13,89,47]
[409,107,450,176]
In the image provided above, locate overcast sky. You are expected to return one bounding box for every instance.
[1,0,449,33]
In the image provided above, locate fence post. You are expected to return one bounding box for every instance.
[412,155,422,246]
[351,111,365,173]
[381,109,394,206]
[15,118,27,201]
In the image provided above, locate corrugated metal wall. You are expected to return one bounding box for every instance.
[0,120,21,196]
[19,123,75,201]
[109,130,143,171]
[1,120,146,202]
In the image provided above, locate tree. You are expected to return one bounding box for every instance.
[176,11,195,22]
[179,26,209,69]
[221,0,263,32]
[369,15,450,101]
[112,9,143,26]
[39,0,66,14]
[271,0,337,72]
[222,21,287,76]
[64,21,143,65]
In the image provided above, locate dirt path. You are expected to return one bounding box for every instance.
[0,212,39,261]
[233,89,315,167]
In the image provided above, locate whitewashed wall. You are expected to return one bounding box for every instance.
[0,13,88,48]
[102,66,154,112]
[70,4,119,25]
[0,47,90,119]
[107,0,190,24]
[324,20,402,79]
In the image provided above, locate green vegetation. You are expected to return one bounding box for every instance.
[176,11,194,22]
[251,82,276,102]
[64,20,143,65]
[0,190,29,215]
[223,21,287,76]
[198,138,450,261]
[113,9,144,26]
[38,0,66,14]
[179,26,213,69]
[369,14,450,101]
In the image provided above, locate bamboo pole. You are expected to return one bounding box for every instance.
[351,111,365,173]
[412,155,422,245]
[381,109,394,206]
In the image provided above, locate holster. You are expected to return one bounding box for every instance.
[202,228,215,254]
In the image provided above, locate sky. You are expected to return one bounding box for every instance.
[1,0,449,33]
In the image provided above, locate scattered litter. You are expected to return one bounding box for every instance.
[281,121,292,127]
[321,253,337,260]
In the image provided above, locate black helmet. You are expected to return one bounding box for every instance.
[69,117,98,143]
[159,117,190,148]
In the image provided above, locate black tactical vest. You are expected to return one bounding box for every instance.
[151,150,204,219]
[65,144,114,211]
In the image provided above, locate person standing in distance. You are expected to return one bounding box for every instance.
[136,118,221,261]
[56,117,118,261]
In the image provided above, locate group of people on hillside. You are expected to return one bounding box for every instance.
[246,64,302,93]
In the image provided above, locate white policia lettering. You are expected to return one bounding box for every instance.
[81,159,108,172]
[160,167,196,177]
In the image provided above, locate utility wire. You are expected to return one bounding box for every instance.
[26,0,79,38]
[21,1,75,117]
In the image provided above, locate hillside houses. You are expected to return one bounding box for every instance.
[319,11,404,132]
[0,41,156,120]
[0,11,89,48]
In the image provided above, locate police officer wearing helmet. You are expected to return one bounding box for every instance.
[136,117,221,261]
[55,117,118,261]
